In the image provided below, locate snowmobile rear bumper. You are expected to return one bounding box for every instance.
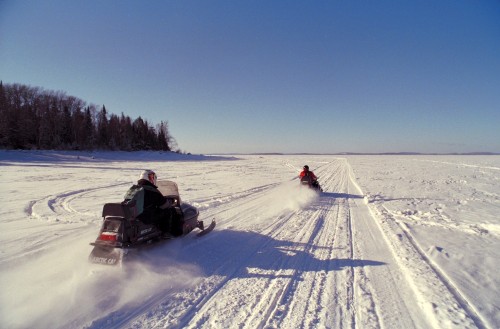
[88,245,125,266]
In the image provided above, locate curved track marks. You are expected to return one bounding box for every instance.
[27,183,129,222]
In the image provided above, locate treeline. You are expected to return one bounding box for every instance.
[0,82,176,151]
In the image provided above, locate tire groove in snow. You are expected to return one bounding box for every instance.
[124,208,304,328]
[345,168,383,329]
[174,160,358,328]
[205,212,316,328]
[250,210,328,328]
[392,214,489,329]
[28,183,129,221]
[367,198,481,328]
[266,207,336,328]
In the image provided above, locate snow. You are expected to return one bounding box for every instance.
[0,150,499,329]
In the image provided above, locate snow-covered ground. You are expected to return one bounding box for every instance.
[0,151,498,329]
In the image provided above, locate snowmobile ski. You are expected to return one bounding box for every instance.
[197,219,216,237]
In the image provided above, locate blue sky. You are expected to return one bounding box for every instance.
[1,1,499,154]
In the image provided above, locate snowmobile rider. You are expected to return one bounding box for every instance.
[127,169,177,236]
[299,165,321,190]
[299,165,318,181]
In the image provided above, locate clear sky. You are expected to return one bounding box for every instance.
[1,1,499,154]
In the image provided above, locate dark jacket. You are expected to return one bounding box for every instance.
[137,179,167,213]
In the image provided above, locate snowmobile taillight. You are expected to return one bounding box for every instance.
[99,232,118,242]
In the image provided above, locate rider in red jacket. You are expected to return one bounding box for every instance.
[299,165,317,181]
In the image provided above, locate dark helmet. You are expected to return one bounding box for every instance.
[303,165,309,171]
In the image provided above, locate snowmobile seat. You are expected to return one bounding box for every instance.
[102,202,137,220]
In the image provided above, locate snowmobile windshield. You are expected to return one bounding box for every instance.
[157,180,180,199]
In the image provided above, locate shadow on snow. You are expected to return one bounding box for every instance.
[85,227,386,328]
[135,228,386,279]
[0,150,239,164]
[320,191,364,199]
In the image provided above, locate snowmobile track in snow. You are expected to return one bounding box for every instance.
[4,153,498,329]
[393,214,488,329]
[26,183,129,221]
[85,158,493,328]
[114,159,388,329]
[368,193,486,328]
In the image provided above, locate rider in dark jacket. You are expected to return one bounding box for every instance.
[128,170,177,236]
[137,170,166,211]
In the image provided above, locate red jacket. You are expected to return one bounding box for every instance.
[299,170,317,181]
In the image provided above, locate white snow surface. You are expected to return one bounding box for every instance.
[0,150,499,329]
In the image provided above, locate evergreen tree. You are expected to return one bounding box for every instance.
[38,104,52,149]
[61,106,73,147]
[72,107,84,149]
[157,121,171,151]
[0,81,8,146]
[83,106,95,149]
[120,113,134,150]
[97,105,109,148]
[132,116,147,150]
[107,113,120,150]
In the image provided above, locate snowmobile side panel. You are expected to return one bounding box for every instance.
[179,203,200,235]
[180,203,199,221]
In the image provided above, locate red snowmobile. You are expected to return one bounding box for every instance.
[88,180,215,266]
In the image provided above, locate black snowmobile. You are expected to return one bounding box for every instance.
[89,180,215,266]
[300,175,323,192]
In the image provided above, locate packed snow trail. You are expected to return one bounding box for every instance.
[91,159,452,328]
[1,152,496,329]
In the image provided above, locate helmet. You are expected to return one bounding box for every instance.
[303,165,309,171]
[139,169,157,186]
